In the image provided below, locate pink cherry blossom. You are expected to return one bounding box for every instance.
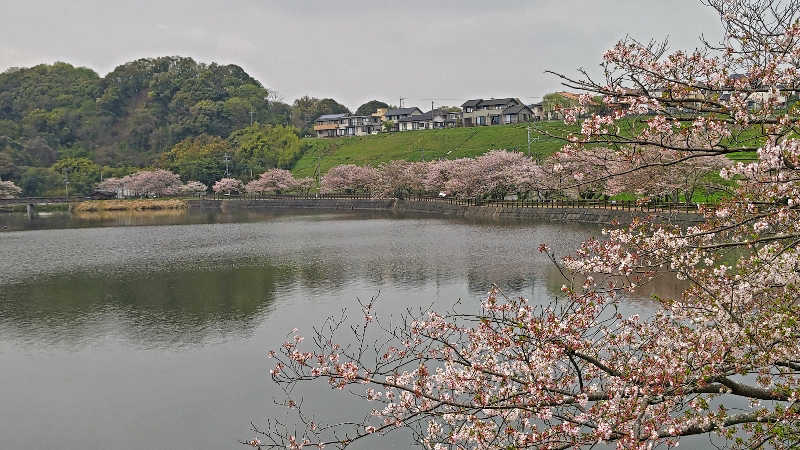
[245,169,302,195]
[0,180,23,199]
[212,177,243,194]
[178,180,208,196]
[320,164,378,194]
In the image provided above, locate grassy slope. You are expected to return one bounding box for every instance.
[292,118,762,195]
[292,122,576,177]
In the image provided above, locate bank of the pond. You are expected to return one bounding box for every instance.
[73,199,188,212]
[0,203,70,213]
[189,198,703,225]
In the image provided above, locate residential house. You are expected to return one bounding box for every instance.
[313,113,382,138]
[397,109,461,131]
[340,115,383,136]
[530,102,544,121]
[384,107,423,131]
[461,98,534,126]
[313,113,347,138]
[501,104,535,124]
[725,73,788,110]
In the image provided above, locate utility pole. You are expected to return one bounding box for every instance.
[314,154,321,187]
[527,126,531,157]
[62,169,70,202]
[223,153,231,177]
[527,126,541,162]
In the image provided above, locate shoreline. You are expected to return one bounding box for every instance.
[188,198,704,226]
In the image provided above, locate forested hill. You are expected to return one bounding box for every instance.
[0,57,295,167]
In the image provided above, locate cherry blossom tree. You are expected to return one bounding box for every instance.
[602,150,732,203]
[373,160,428,199]
[245,169,301,195]
[95,177,125,195]
[296,177,315,195]
[472,150,543,199]
[423,158,471,195]
[108,169,182,197]
[178,180,208,197]
[0,180,22,199]
[213,177,243,195]
[320,164,378,195]
[251,1,800,449]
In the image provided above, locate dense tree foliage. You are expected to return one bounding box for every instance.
[354,100,389,116]
[158,134,232,188]
[227,124,306,175]
[159,125,307,187]
[51,157,101,195]
[0,57,355,195]
[0,57,289,165]
[290,96,350,135]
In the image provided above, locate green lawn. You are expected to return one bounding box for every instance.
[291,118,764,180]
[292,122,575,177]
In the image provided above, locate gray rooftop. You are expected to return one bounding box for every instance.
[502,104,532,114]
[462,98,520,108]
[385,107,422,116]
[316,113,348,121]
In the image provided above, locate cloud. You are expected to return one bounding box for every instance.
[0,0,721,110]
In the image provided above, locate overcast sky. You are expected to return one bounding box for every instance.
[1,0,721,110]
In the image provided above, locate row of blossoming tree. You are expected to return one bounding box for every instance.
[253,1,800,449]
[96,170,207,198]
[318,149,730,202]
[166,149,729,202]
[94,169,318,198]
[4,150,729,202]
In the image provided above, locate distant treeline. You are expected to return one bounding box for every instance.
[0,56,369,196]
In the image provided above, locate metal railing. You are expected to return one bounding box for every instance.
[1,193,704,213]
[211,192,375,200]
[208,193,703,213]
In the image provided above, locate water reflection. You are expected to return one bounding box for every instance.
[0,210,678,348]
[0,209,682,450]
[0,266,292,349]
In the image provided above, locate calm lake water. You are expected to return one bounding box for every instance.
[0,209,678,449]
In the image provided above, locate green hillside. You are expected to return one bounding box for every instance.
[292,122,575,177]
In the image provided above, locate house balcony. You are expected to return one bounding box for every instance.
[313,123,338,131]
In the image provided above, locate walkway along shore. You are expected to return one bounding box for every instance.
[188,196,704,226]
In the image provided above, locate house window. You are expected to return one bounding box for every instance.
[465,107,473,113]
[477,116,486,125]
[504,115,512,124]
[491,115,500,125]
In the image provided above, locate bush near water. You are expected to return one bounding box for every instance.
[73,199,187,212]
